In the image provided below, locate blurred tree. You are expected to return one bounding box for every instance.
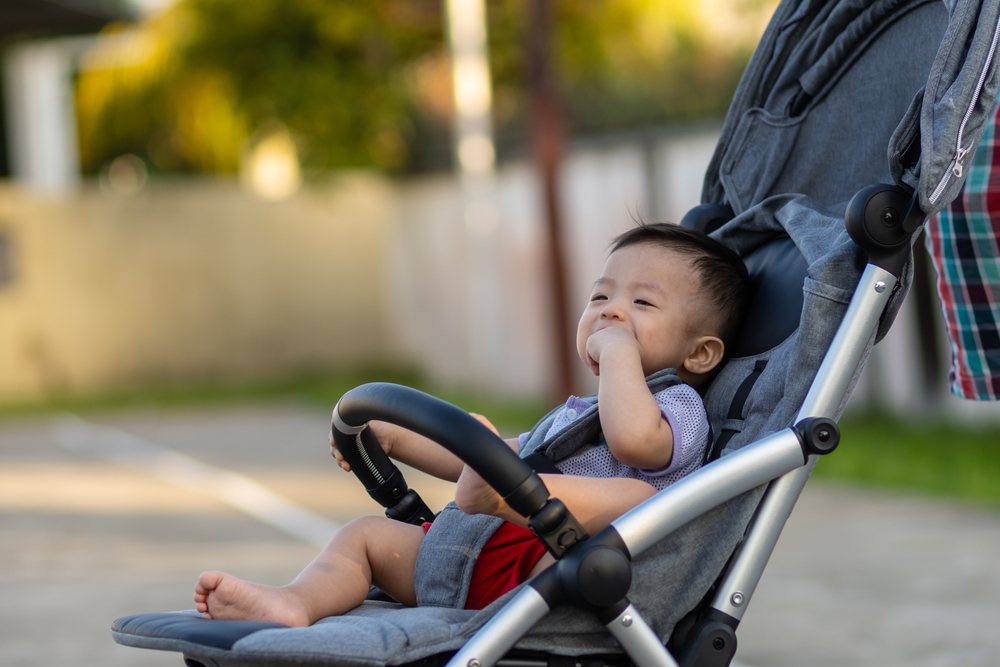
[490,0,774,145]
[76,0,775,177]
[77,1,443,175]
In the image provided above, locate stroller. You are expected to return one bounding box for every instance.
[111,1,1000,666]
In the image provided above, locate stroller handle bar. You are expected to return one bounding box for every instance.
[332,383,552,521]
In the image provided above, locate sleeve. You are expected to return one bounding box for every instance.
[639,383,709,477]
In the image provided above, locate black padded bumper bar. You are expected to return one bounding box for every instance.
[333,382,586,551]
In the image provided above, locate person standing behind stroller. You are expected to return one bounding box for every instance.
[193,223,749,626]
[926,91,1000,400]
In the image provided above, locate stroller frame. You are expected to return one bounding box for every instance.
[331,201,910,667]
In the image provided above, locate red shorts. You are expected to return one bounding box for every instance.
[422,521,548,610]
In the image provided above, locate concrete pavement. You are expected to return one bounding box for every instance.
[1,404,997,667]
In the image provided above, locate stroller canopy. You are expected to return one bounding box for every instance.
[704,0,1000,219]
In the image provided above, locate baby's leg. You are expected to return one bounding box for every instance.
[194,516,425,626]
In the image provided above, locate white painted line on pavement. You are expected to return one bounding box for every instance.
[52,414,340,547]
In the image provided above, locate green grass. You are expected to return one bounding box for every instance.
[815,413,1000,505]
[0,367,550,436]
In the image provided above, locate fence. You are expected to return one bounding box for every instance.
[0,126,992,420]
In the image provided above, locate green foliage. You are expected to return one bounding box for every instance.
[180,0,443,172]
[484,0,760,144]
[815,414,1000,505]
[78,0,769,176]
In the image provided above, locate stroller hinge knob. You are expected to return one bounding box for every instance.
[794,417,840,458]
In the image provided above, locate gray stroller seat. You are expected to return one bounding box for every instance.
[111,1,1000,666]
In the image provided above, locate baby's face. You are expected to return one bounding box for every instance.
[576,243,707,378]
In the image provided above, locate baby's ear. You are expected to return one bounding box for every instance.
[683,336,725,376]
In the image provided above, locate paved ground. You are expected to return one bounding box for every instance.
[1,404,998,667]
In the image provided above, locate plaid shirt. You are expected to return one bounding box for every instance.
[926,94,1000,400]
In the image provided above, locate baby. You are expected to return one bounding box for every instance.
[194,222,749,625]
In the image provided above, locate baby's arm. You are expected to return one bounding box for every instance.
[455,469,655,534]
[586,328,674,470]
[331,416,518,483]
[452,412,657,533]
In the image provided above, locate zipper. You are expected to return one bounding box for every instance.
[930,10,1000,204]
[356,432,386,485]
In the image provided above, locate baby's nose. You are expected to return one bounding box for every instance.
[600,302,624,319]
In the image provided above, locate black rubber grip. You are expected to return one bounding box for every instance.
[332,383,550,519]
[331,423,400,495]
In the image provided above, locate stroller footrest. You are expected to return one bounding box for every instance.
[112,612,288,651]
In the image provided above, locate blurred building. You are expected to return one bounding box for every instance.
[0,0,132,193]
[0,2,989,425]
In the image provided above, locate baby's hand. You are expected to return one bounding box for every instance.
[454,413,514,517]
[585,326,643,375]
[329,420,394,473]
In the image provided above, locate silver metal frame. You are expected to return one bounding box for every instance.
[449,587,553,667]
[444,264,899,667]
[711,264,897,619]
[605,604,680,667]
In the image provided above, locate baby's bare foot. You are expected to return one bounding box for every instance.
[194,571,311,627]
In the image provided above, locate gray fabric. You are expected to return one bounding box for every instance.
[708,197,874,448]
[890,0,1000,214]
[705,0,947,213]
[111,606,481,667]
[703,0,1000,218]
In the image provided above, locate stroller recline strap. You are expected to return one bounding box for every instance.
[727,360,769,420]
[709,359,769,463]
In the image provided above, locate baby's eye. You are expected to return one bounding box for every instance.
[634,299,653,307]
[590,294,607,302]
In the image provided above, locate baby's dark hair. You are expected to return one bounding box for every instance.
[610,222,750,349]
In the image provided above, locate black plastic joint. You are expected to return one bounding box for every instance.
[794,417,840,458]
[594,597,631,625]
[845,183,921,278]
[555,527,632,611]
[527,565,565,608]
[528,498,589,558]
[675,617,738,667]
[384,488,436,525]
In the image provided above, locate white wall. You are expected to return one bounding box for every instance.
[387,127,722,398]
[2,38,94,195]
[0,175,393,399]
